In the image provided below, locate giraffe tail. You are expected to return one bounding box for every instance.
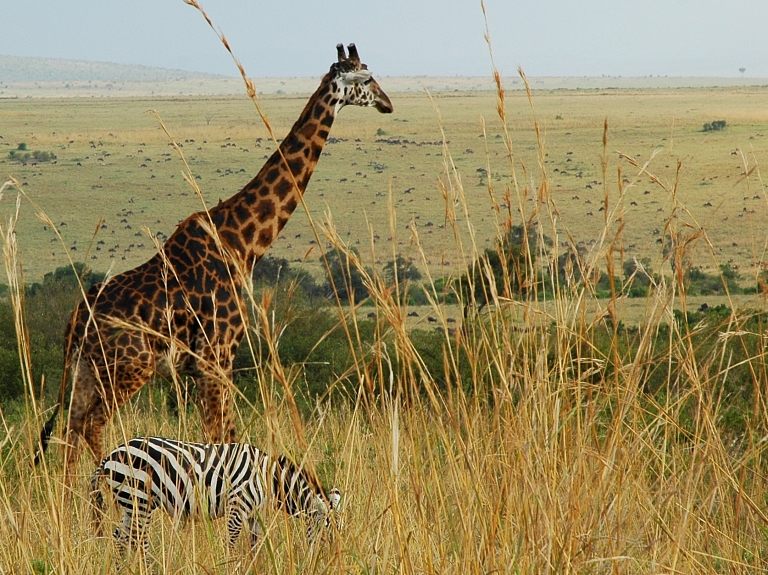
[33,405,60,466]
[90,461,108,536]
[34,312,76,467]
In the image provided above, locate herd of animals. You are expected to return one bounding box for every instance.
[32,43,393,564]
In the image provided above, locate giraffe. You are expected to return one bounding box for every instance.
[35,44,392,480]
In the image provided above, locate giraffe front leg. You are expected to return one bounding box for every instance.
[197,373,236,444]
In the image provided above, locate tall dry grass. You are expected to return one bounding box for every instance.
[2,4,768,574]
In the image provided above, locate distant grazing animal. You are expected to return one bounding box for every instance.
[35,43,393,481]
[91,437,341,561]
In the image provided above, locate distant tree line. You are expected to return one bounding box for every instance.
[0,226,760,416]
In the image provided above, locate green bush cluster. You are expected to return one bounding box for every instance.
[0,263,104,401]
[0,255,436,404]
[8,144,57,164]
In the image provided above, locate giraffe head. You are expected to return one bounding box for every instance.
[330,43,393,114]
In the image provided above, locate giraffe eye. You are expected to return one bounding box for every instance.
[363,78,372,85]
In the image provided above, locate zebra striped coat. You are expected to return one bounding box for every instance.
[90,437,341,555]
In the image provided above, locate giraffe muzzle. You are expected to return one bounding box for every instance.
[374,90,393,114]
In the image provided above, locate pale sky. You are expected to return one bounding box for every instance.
[1,0,766,78]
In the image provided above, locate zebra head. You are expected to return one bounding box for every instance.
[307,487,342,543]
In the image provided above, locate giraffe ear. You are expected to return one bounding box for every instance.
[342,69,372,84]
[337,44,346,61]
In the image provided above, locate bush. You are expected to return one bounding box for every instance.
[233,304,375,406]
[383,255,422,304]
[0,264,105,401]
[431,276,460,305]
[623,258,655,298]
[702,120,727,132]
[459,224,541,308]
[320,248,369,303]
[252,255,322,300]
[685,263,741,296]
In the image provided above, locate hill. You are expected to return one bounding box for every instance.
[0,54,225,83]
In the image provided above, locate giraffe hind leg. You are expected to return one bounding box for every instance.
[62,359,101,484]
[65,350,154,482]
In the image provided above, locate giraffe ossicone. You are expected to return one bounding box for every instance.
[35,43,392,480]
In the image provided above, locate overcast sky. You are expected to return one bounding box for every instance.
[1,0,766,78]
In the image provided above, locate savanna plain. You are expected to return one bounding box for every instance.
[3,79,768,573]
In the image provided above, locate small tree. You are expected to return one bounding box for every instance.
[383,255,422,304]
[383,255,421,284]
[252,256,290,285]
[459,224,540,309]
[623,258,654,298]
[321,247,369,303]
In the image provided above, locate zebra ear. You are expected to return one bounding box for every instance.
[328,487,341,511]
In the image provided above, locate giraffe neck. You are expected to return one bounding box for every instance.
[208,73,340,272]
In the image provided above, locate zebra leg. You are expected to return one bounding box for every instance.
[113,510,133,557]
[248,516,264,548]
[305,517,322,546]
[226,507,245,547]
[114,507,151,565]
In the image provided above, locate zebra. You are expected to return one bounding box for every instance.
[90,437,341,559]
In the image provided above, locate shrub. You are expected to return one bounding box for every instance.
[685,263,741,296]
[252,255,322,300]
[320,248,369,303]
[0,264,105,401]
[431,276,460,305]
[623,258,655,298]
[702,120,727,132]
[459,224,543,307]
[383,255,422,304]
